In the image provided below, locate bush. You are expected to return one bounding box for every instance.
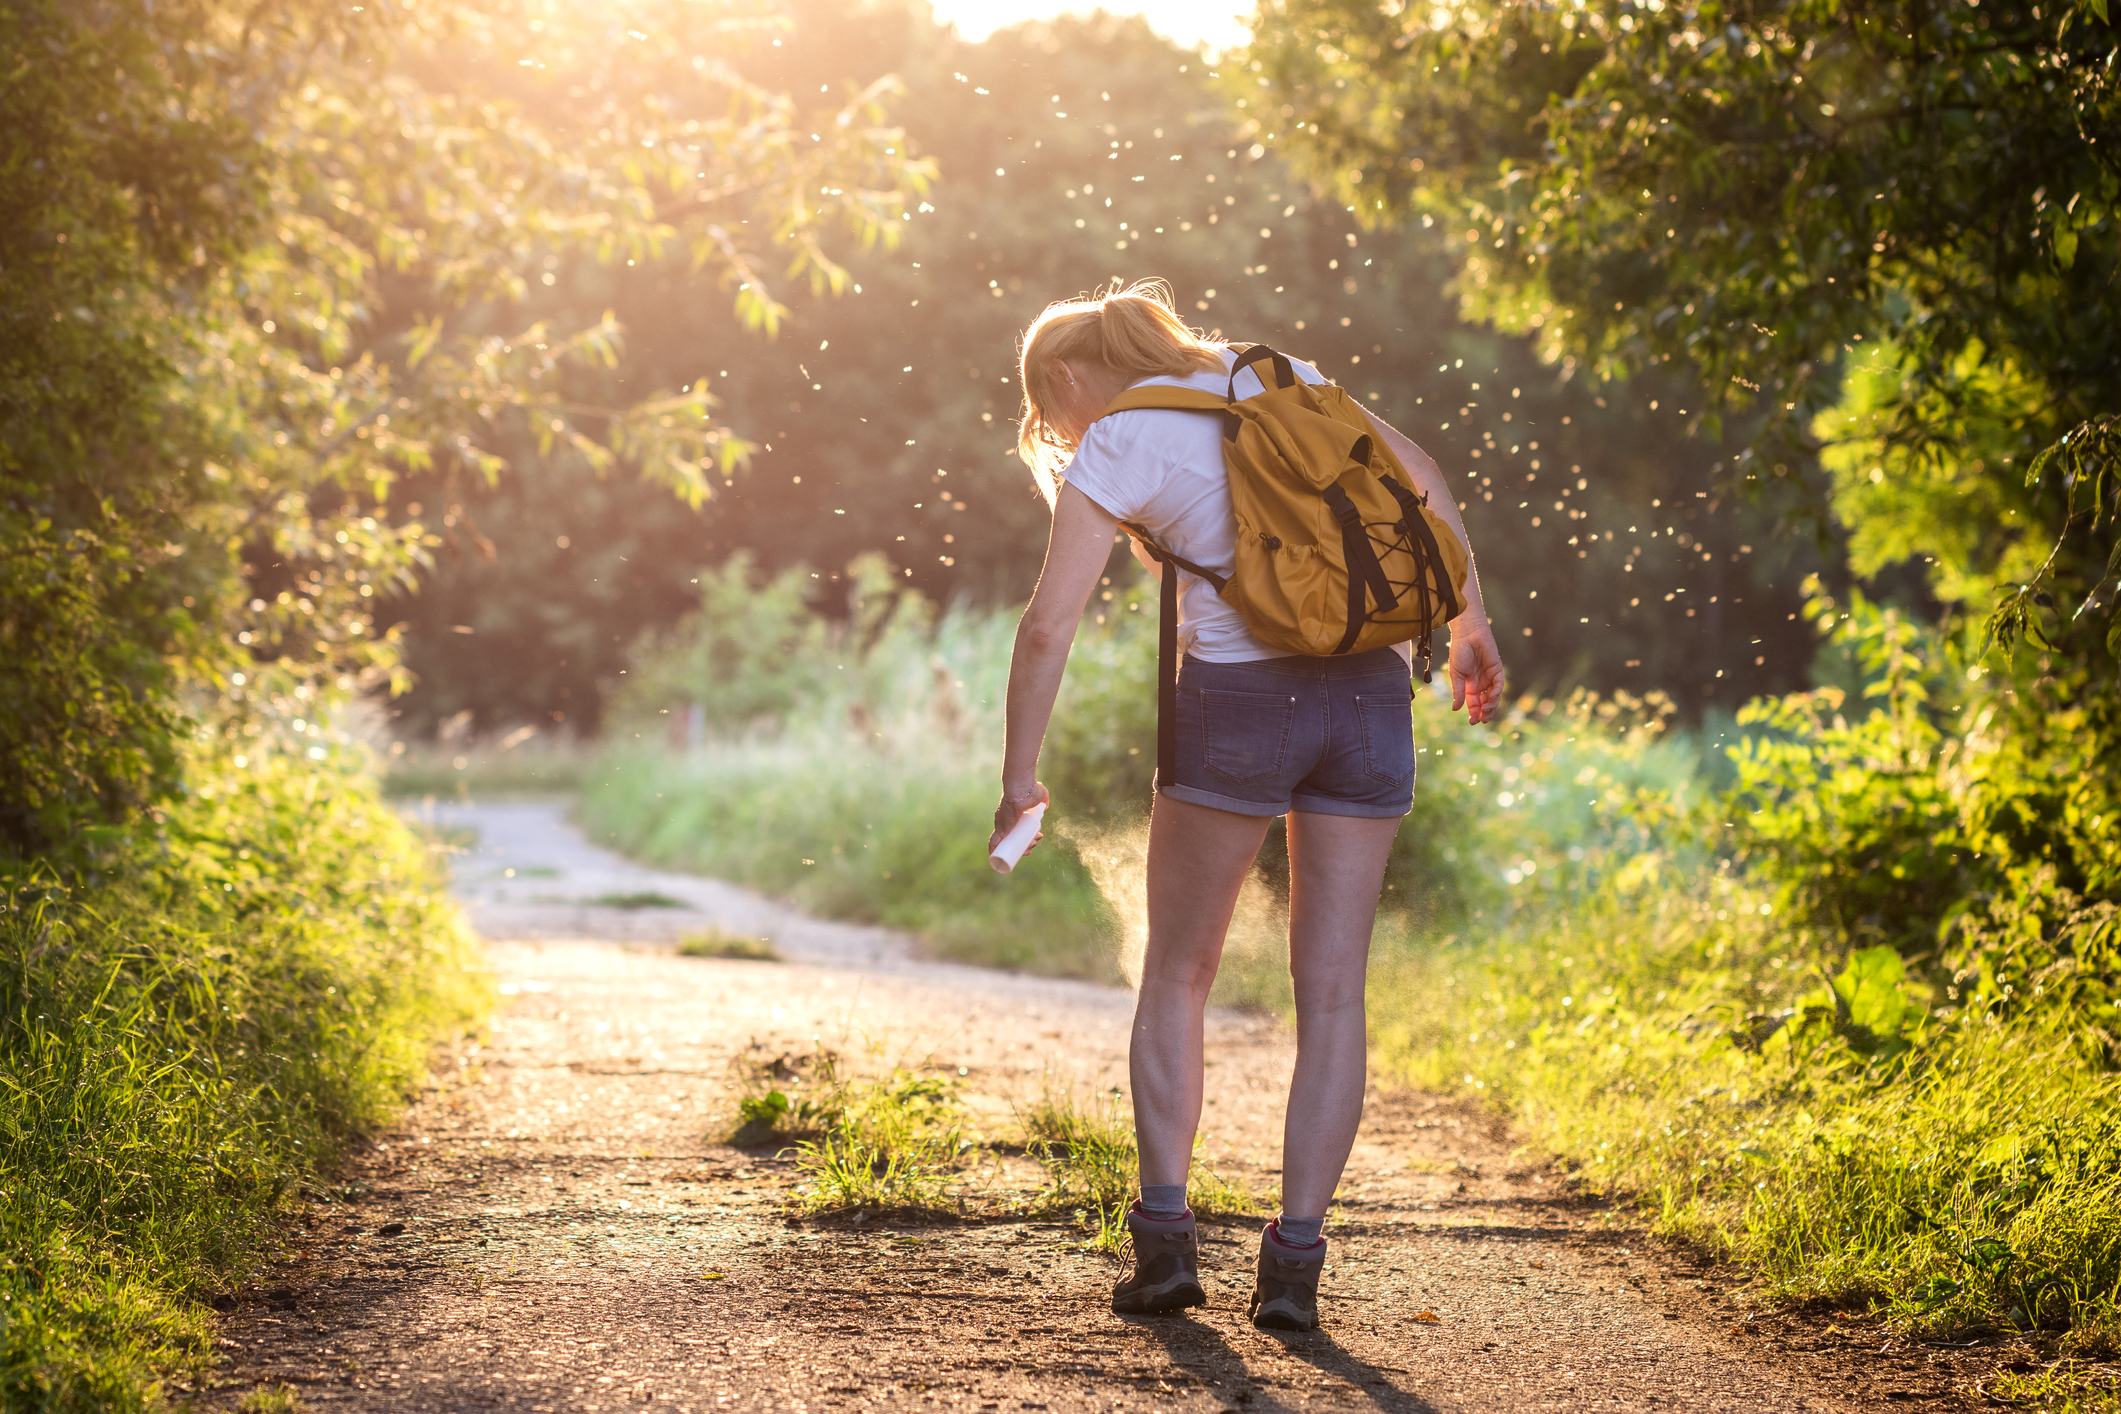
[0,754,485,1412]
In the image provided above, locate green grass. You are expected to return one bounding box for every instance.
[675,927,780,962]
[580,559,1700,987]
[1989,1364,2121,1412]
[0,753,486,1412]
[792,1070,973,1218]
[581,569,1170,980]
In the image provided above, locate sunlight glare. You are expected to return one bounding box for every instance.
[929,0,1254,51]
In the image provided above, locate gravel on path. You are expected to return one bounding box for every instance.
[201,801,1984,1413]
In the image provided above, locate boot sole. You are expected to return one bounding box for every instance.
[1249,1298,1319,1332]
[1111,1274,1206,1315]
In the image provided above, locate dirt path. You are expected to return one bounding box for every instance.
[203,802,1982,1413]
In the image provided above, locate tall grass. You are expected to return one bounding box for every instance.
[1369,867,2121,1349]
[0,753,485,1411]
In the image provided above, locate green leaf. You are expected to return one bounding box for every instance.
[1833,945,1918,1037]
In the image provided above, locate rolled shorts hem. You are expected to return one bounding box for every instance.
[1287,790,1410,820]
[1154,778,1410,821]
[1154,778,1286,818]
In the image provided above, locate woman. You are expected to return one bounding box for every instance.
[989,280,1505,1332]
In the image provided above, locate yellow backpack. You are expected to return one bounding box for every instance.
[1096,344,1469,784]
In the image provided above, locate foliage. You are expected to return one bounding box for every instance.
[0,0,929,853]
[1247,0,2121,785]
[0,528,184,855]
[1725,585,1977,955]
[0,753,483,1411]
[390,0,1823,739]
[1725,587,2121,1048]
[584,563,1125,978]
[618,553,867,737]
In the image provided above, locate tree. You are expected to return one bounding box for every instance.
[1245,0,2121,907]
[385,2,1825,737]
[0,0,928,853]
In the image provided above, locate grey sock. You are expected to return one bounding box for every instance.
[1139,1184,1188,1220]
[1272,1214,1325,1247]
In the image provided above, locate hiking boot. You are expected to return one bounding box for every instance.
[1248,1224,1326,1332]
[1110,1205,1205,1315]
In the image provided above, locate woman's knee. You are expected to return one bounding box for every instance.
[1140,948,1222,1002]
[1288,969,1368,1020]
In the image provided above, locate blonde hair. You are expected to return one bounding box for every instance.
[1016,278,1226,503]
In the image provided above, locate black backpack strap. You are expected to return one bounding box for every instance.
[1228,342,1297,395]
[1377,476,1463,682]
[1320,483,1399,655]
[1156,548,1180,786]
[1378,477,1465,624]
[1120,524,1229,791]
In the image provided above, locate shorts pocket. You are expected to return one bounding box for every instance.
[1356,692,1415,788]
[1198,688,1295,784]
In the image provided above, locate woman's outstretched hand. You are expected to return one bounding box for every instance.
[990,781,1051,856]
[1449,618,1507,725]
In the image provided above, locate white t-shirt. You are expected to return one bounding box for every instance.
[1061,347,1330,662]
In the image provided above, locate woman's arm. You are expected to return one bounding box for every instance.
[991,484,1122,848]
[1364,409,1508,725]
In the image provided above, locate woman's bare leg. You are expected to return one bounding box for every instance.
[1130,794,1273,1188]
[1279,810,1400,1219]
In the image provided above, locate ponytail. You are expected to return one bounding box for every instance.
[1016,278,1225,503]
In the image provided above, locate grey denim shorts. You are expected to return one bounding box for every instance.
[1157,648,1415,819]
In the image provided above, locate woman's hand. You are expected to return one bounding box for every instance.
[990,781,1052,857]
[1449,617,1507,725]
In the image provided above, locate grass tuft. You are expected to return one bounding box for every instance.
[676,928,780,962]
[791,1071,971,1218]
[585,890,688,910]
[1018,1086,1269,1250]
[725,1045,844,1146]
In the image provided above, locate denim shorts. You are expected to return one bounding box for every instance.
[1158,648,1416,819]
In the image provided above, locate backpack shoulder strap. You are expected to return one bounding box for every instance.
[1096,385,1231,418]
[1227,342,1298,393]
